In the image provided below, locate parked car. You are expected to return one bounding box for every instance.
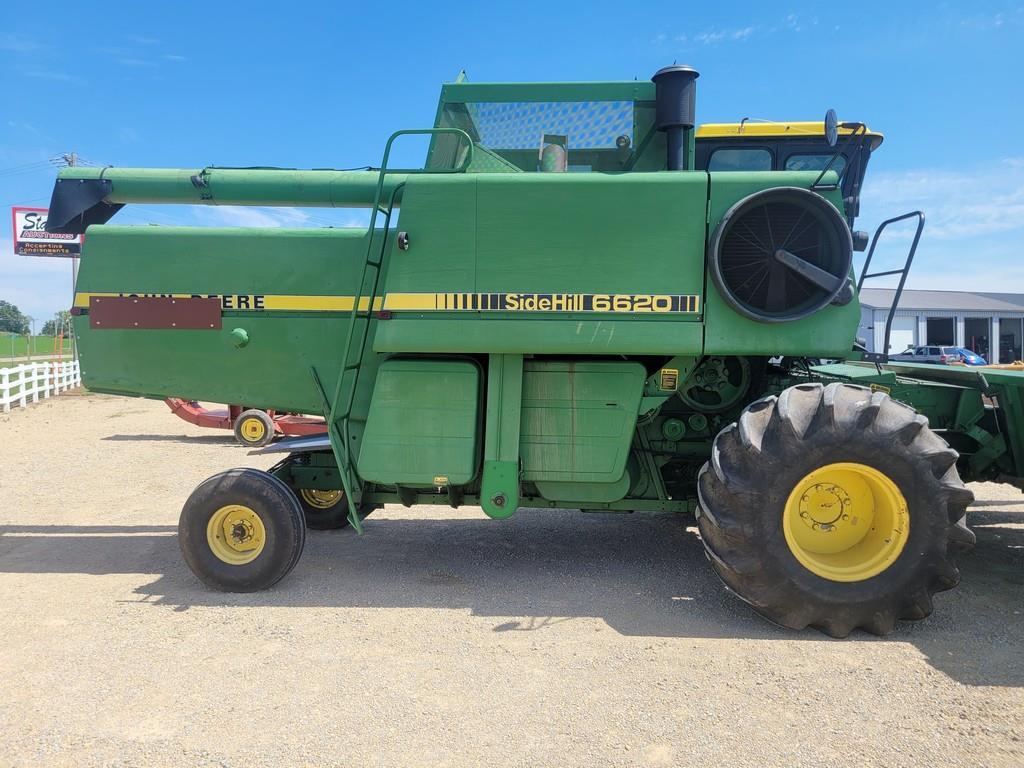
[890,345,988,365]
[952,346,988,365]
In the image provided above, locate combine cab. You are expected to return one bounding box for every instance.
[48,66,1024,635]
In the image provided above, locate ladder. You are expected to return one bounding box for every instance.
[314,128,474,530]
[856,210,925,364]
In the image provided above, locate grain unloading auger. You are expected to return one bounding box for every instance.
[48,67,1024,636]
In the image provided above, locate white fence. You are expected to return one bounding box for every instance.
[0,360,81,414]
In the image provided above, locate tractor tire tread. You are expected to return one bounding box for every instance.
[697,382,974,637]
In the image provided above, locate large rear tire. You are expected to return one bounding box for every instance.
[696,382,974,637]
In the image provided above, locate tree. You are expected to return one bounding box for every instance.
[0,300,29,335]
[41,311,71,336]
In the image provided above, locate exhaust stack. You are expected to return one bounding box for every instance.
[652,65,699,171]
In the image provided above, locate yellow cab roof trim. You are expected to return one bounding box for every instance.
[696,121,884,149]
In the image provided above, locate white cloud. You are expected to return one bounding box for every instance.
[861,159,1024,240]
[162,54,187,62]
[695,30,727,44]
[958,9,1023,30]
[197,206,312,228]
[6,121,43,137]
[24,70,80,83]
[659,23,757,46]
[674,25,758,46]
[194,206,369,229]
[856,158,1024,291]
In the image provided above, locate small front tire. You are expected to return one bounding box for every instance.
[179,468,306,591]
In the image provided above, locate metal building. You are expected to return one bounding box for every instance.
[859,288,1024,363]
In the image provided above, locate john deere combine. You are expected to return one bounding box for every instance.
[47,67,1024,636]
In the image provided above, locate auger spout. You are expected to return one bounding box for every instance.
[46,166,408,234]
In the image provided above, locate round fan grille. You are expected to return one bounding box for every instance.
[709,188,853,323]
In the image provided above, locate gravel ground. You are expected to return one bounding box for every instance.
[1,393,1022,767]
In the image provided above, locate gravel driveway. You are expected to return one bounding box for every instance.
[1,393,1022,767]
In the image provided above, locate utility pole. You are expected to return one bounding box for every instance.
[25,316,35,361]
[62,152,80,362]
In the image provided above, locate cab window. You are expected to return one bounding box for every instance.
[708,148,772,172]
[784,153,847,175]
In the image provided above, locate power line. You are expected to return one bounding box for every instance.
[0,195,49,208]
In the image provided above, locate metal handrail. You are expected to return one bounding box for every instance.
[857,210,925,362]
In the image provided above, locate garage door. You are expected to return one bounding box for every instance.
[888,316,917,354]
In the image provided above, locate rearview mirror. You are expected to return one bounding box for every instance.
[824,109,839,147]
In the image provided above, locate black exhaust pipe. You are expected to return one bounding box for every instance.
[652,65,699,171]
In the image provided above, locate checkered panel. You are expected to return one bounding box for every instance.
[463,101,634,150]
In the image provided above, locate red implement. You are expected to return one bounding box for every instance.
[164,398,327,438]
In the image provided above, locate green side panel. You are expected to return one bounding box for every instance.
[357,359,480,486]
[520,361,645,483]
[383,176,476,294]
[376,172,708,356]
[373,318,703,355]
[474,173,706,301]
[73,225,378,414]
[535,473,630,504]
[701,172,861,357]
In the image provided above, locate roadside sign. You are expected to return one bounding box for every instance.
[11,207,82,257]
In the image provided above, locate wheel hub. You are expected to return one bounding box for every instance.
[783,463,909,582]
[798,483,850,529]
[206,504,266,565]
[240,418,267,442]
[299,488,343,510]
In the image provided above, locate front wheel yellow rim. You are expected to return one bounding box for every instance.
[783,462,909,582]
[206,504,267,565]
[239,417,267,443]
[299,489,343,509]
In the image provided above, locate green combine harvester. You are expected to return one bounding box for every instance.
[47,67,1024,636]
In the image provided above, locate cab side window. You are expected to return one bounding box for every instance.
[784,153,847,174]
[708,148,772,172]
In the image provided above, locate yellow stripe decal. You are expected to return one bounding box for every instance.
[382,293,701,313]
[73,292,701,314]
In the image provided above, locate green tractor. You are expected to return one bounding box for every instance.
[47,66,1024,636]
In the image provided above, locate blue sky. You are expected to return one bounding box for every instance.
[2,1,1022,324]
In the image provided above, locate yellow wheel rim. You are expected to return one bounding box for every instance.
[783,462,909,582]
[299,489,343,509]
[239,417,267,443]
[206,504,267,565]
